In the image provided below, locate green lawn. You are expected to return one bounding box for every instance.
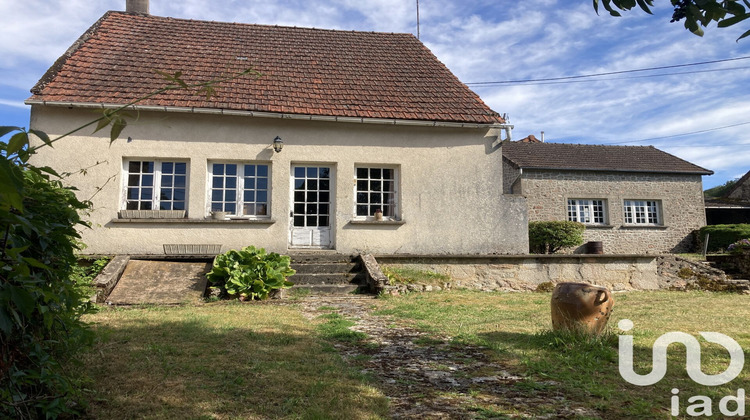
[376,290,750,419]
[78,290,750,419]
[80,302,388,419]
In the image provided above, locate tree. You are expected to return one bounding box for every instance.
[594,0,750,40]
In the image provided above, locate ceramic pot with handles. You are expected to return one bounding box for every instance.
[550,282,614,335]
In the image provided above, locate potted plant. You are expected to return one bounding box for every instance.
[374,208,383,221]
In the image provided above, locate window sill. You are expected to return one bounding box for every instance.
[348,219,406,226]
[620,224,668,230]
[112,218,276,225]
[582,224,615,229]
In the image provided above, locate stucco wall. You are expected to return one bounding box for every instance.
[517,170,707,253]
[29,106,528,256]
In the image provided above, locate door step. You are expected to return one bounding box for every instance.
[289,253,370,295]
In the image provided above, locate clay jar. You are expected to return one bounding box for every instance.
[550,282,614,335]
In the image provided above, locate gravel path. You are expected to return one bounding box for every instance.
[294,296,601,419]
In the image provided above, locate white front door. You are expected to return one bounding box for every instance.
[289,165,333,248]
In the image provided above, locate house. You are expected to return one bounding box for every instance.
[705,169,750,224]
[27,2,528,256]
[502,140,713,253]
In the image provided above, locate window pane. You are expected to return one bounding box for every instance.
[141,201,152,210]
[242,204,255,216]
[356,205,368,216]
[307,204,317,214]
[320,180,330,191]
[173,202,185,210]
[211,203,223,212]
[307,192,317,202]
[295,179,305,189]
[257,191,267,203]
[225,190,236,202]
[357,192,368,204]
[319,167,330,178]
[294,216,305,227]
[142,161,154,173]
[319,192,330,203]
[126,201,138,210]
[226,164,237,176]
[225,203,236,214]
[175,162,186,174]
[141,175,153,187]
[160,190,172,200]
[141,188,152,200]
[305,167,316,178]
[257,178,268,189]
[370,193,382,204]
[357,180,368,191]
[162,162,173,173]
[226,177,237,189]
[307,215,317,226]
[319,204,329,215]
[244,191,255,202]
[294,167,305,178]
[257,165,268,177]
[128,174,140,186]
[160,202,172,210]
[244,165,256,177]
[294,191,305,202]
[129,161,141,173]
[212,190,222,201]
[356,168,368,178]
[370,168,381,178]
[174,176,186,188]
[294,203,305,214]
[213,164,224,175]
[308,179,318,190]
[161,175,173,187]
[371,181,382,191]
[174,190,185,201]
[382,169,393,179]
[319,216,329,227]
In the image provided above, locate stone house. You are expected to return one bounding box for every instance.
[502,140,713,253]
[705,169,750,224]
[27,2,527,256]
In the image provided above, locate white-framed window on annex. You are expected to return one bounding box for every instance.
[567,199,606,225]
[209,162,270,217]
[123,160,188,211]
[623,200,662,225]
[354,166,398,220]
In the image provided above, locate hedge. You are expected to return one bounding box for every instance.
[696,224,750,253]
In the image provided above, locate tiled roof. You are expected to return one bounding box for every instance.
[28,11,504,125]
[502,141,713,175]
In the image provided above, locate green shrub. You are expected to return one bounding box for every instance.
[528,221,585,254]
[206,246,295,300]
[1,169,95,419]
[697,224,750,253]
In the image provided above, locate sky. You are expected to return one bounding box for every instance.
[1,0,749,189]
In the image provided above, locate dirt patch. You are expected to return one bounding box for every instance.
[294,296,601,419]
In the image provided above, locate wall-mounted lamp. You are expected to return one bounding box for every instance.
[272,136,284,153]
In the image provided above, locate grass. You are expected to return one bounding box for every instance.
[76,289,750,419]
[79,301,388,419]
[375,290,750,419]
[380,265,450,285]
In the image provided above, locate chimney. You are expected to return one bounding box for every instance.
[541,131,545,142]
[126,0,149,14]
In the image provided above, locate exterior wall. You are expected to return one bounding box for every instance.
[29,106,528,256]
[502,158,520,194]
[727,174,750,200]
[517,169,707,254]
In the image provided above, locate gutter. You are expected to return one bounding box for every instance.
[24,100,511,130]
[514,166,714,176]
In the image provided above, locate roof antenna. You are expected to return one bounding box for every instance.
[416,0,420,39]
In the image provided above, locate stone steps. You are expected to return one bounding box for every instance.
[289,253,369,295]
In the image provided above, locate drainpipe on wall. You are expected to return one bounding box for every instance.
[126,0,149,14]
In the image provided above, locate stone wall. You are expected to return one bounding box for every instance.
[369,255,730,294]
[516,170,707,254]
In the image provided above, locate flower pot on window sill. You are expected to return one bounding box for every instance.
[211,211,228,220]
[119,210,186,219]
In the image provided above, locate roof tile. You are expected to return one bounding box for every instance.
[29,12,503,125]
[502,141,712,175]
